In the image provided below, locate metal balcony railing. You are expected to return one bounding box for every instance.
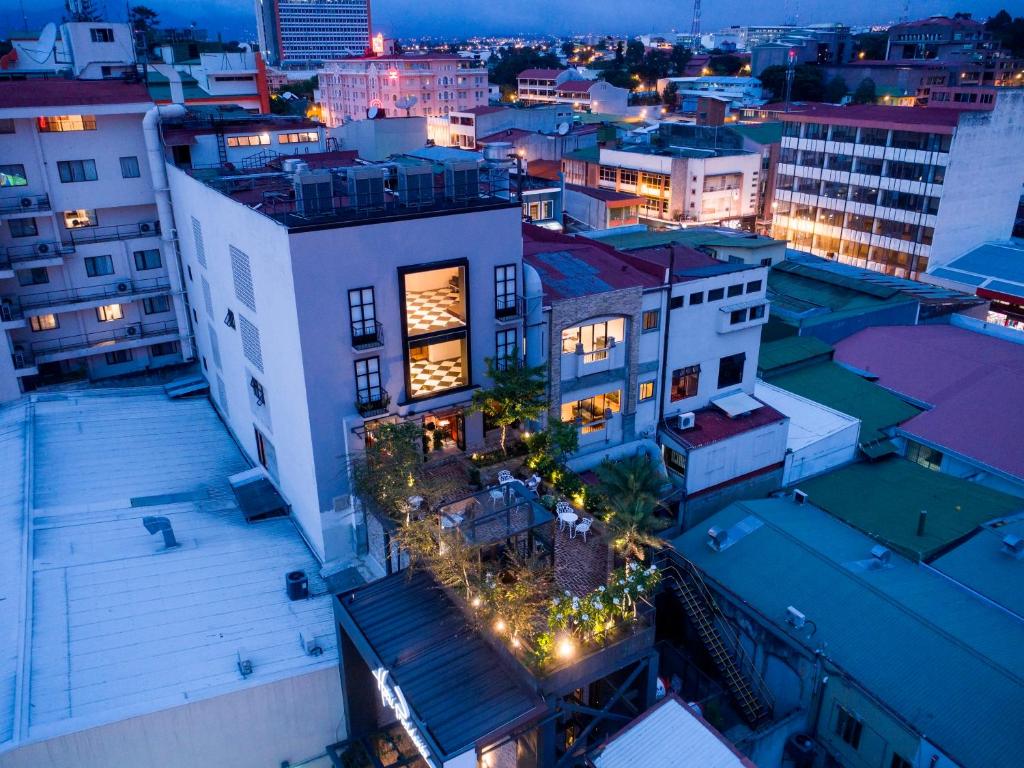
[2,241,75,268]
[355,390,390,417]
[0,194,51,216]
[495,295,524,321]
[30,320,179,356]
[351,321,384,350]
[66,220,161,245]
[15,277,171,313]
[1,298,22,322]
[11,349,34,370]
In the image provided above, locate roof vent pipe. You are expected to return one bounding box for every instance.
[143,516,181,549]
[917,510,928,537]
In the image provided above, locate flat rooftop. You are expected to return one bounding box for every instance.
[928,239,1024,304]
[0,389,337,753]
[796,458,1023,561]
[0,79,152,110]
[662,397,787,450]
[593,227,780,254]
[673,497,1024,768]
[773,101,966,129]
[835,324,1024,482]
[754,380,859,453]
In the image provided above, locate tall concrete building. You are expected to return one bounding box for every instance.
[769,91,1024,279]
[255,0,371,66]
[0,80,192,403]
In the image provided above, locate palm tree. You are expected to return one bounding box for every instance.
[595,455,670,561]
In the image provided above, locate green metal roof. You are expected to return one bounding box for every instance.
[673,498,1024,768]
[562,146,600,162]
[932,517,1024,619]
[763,361,921,443]
[729,121,783,145]
[797,459,1024,562]
[757,336,834,375]
[596,227,780,253]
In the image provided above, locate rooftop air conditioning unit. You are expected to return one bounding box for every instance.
[444,159,480,202]
[346,166,386,210]
[786,606,806,629]
[299,630,323,656]
[869,544,892,567]
[294,169,334,216]
[397,164,435,208]
[676,411,696,431]
[1001,534,1024,558]
[793,489,808,505]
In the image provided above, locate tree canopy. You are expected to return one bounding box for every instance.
[489,45,561,88]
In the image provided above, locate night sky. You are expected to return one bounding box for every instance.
[3,0,1012,44]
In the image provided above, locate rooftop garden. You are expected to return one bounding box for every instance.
[352,359,671,676]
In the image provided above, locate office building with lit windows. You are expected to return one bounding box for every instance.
[769,91,1024,279]
[166,152,524,561]
[255,0,371,66]
[0,79,191,403]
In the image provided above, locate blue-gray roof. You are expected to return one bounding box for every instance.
[672,498,1024,768]
[930,240,1024,301]
[931,516,1024,621]
[336,569,543,759]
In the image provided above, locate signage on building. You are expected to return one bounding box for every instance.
[372,33,385,55]
[373,667,439,768]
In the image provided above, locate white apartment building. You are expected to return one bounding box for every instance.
[524,226,784,527]
[516,68,629,114]
[318,54,489,126]
[255,0,370,66]
[166,152,524,563]
[0,80,191,403]
[770,92,1024,279]
[594,145,762,226]
[2,22,137,80]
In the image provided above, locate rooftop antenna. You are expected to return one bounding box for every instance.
[690,0,702,45]
[784,48,796,113]
[901,0,910,23]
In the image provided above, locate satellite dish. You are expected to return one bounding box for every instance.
[367,106,379,119]
[395,95,418,110]
[24,23,57,65]
[239,43,252,52]
[556,121,570,136]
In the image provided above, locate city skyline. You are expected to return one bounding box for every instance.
[4,0,1015,43]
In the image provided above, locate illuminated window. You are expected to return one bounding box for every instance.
[561,318,624,355]
[671,365,700,401]
[30,314,59,332]
[639,380,654,401]
[906,441,942,471]
[38,115,97,132]
[642,309,659,332]
[64,209,97,228]
[0,163,27,186]
[225,134,270,147]
[278,131,320,143]
[560,390,621,432]
[96,304,123,322]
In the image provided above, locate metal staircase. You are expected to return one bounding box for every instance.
[657,549,774,727]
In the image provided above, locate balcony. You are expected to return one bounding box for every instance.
[495,295,525,322]
[14,277,171,316]
[66,221,161,245]
[355,390,390,418]
[560,339,627,382]
[30,320,179,364]
[0,241,74,274]
[10,348,37,377]
[0,194,50,217]
[350,321,384,351]
[0,298,25,329]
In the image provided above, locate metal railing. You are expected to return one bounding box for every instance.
[495,295,524,321]
[351,321,384,350]
[15,277,171,312]
[355,390,390,417]
[11,349,34,369]
[66,220,160,245]
[2,241,75,266]
[30,320,179,356]
[0,194,50,215]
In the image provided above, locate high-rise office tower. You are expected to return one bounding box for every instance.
[255,0,371,66]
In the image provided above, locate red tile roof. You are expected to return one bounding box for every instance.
[0,78,152,109]
[834,325,1024,480]
[665,400,787,450]
[774,102,965,129]
[556,80,597,94]
[463,105,506,116]
[518,68,565,80]
[565,183,643,203]
[527,160,561,180]
[523,224,662,301]
[478,127,534,143]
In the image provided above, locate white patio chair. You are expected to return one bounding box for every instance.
[572,517,593,542]
[489,487,505,508]
[555,501,577,533]
[497,469,515,485]
[526,474,542,492]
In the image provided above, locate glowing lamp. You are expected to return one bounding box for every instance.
[494,618,507,634]
[556,636,575,659]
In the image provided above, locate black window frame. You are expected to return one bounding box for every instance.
[143,295,171,315]
[717,352,745,389]
[638,380,655,401]
[133,248,162,271]
[707,287,725,302]
[641,309,660,332]
[18,267,49,286]
[119,155,141,179]
[494,264,517,318]
[9,217,37,238]
[495,328,518,369]
[57,159,98,183]
[835,706,863,751]
[84,255,114,277]
[689,292,704,305]
[670,364,700,402]
[727,284,743,298]
[354,356,383,406]
[29,313,59,332]
[104,349,133,365]
[0,163,27,186]
[348,286,378,344]
[746,280,762,293]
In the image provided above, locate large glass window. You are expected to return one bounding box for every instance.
[96,304,123,322]
[496,328,518,368]
[671,365,700,401]
[133,249,162,270]
[0,163,27,186]
[718,353,745,389]
[906,440,942,471]
[404,265,466,337]
[57,159,97,183]
[9,217,37,238]
[18,268,48,286]
[561,317,625,357]
[63,209,97,228]
[408,334,469,398]
[355,357,383,406]
[560,390,621,433]
[37,115,96,132]
[120,156,141,178]
[84,255,114,277]
[30,314,58,331]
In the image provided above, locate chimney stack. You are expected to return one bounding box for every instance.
[917,510,928,537]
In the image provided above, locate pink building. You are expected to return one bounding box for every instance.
[318,53,489,126]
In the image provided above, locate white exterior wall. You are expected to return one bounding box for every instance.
[684,418,789,494]
[167,168,326,559]
[0,667,344,768]
[928,90,1024,270]
[661,268,769,422]
[185,127,326,168]
[62,23,137,79]
[0,105,188,401]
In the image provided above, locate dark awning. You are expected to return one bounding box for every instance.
[860,439,898,460]
[336,570,546,764]
[230,470,289,522]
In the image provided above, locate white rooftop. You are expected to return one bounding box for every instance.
[0,388,337,753]
[755,380,860,452]
[593,695,754,768]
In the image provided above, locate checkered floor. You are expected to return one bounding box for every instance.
[410,357,464,397]
[406,287,464,335]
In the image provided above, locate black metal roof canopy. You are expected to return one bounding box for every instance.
[337,569,547,765]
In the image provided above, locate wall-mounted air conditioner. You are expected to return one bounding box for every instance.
[676,411,696,431]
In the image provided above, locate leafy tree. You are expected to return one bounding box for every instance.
[710,53,743,76]
[469,358,547,454]
[986,9,1024,57]
[758,64,825,101]
[595,455,670,561]
[392,39,404,55]
[670,45,692,75]
[662,80,679,107]
[852,31,887,61]
[490,45,562,89]
[561,41,575,58]
[625,39,646,68]
[614,40,624,65]
[601,67,633,89]
[129,5,159,34]
[824,75,849,103]
[851,77,877,104]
